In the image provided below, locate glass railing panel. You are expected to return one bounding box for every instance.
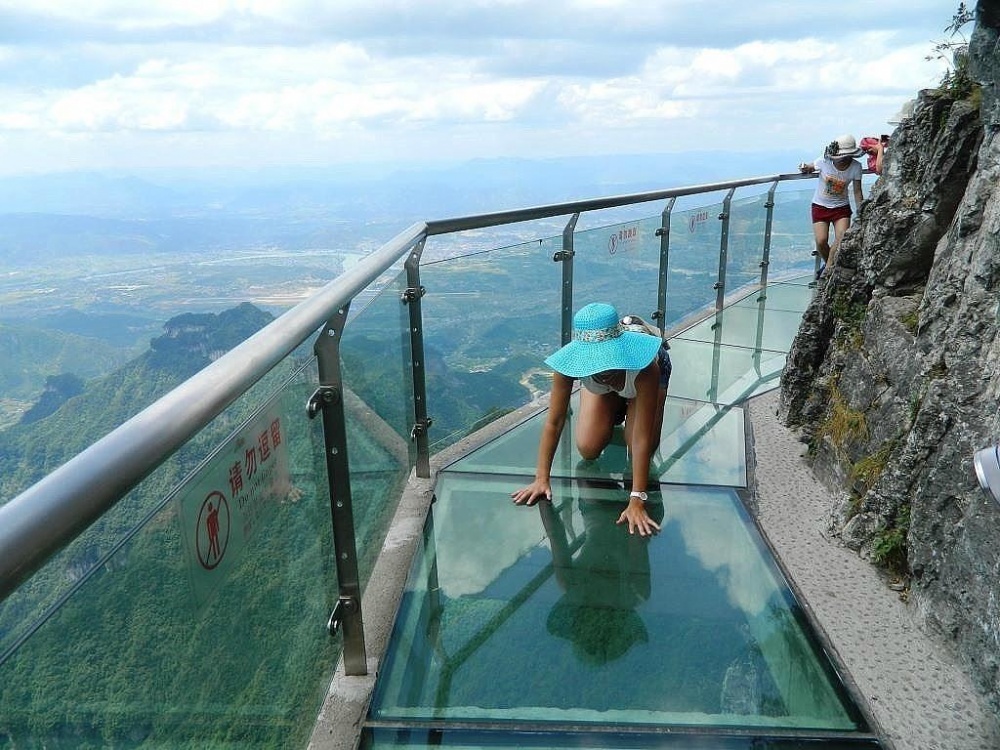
[663,202,724,329]
[369,474,868,733]
[0,339,316,661]
[732,277,815,314]
[342,267,414,451]
[341,267,417,583]
[726,192,768,298]
[571,216,664,324]
[664,338,787,405]
[768,189,817,281]
[674,304,807,355]
[420,219,568,266]
[420,238,564,454]
[441,394,746,488]
[0,362,341,748]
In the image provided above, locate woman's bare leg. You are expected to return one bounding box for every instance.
[812,221,831,264]
[575,389,621,459]
[830,216,851,266]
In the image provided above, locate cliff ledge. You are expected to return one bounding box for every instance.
[778,0,1000,709]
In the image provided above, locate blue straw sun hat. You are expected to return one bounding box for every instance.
[544,303,661,378]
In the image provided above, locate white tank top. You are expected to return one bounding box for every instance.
[581,369,640,399]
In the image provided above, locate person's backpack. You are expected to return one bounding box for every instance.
[620,314,669,349]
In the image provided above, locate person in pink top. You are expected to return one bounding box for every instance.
[798,134,865,279]
[860,135,888,175]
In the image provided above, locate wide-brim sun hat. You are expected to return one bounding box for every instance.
[826,134,864,159]
[545,302,661,378]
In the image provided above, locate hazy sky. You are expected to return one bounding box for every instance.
[0,0,964,175]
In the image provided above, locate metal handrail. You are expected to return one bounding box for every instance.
[0,170,816,600]
[424,172,813,235]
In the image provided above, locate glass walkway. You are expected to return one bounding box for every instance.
[360,276,883,748]
[0,175,886,749]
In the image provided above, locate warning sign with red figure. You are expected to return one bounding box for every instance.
[177,407,292,606]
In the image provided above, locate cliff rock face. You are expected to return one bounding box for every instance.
[778,2,1000,706]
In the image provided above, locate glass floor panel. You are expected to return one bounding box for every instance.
[665,338,786,406]
[368,474,872,739]
[444,394,746,488]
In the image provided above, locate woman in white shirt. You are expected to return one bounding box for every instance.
[798,134,864,279]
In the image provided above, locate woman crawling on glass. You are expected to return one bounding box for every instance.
[511,302,671,537]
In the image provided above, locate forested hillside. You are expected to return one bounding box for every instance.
[0,303,275,501]
[0,322,131,426]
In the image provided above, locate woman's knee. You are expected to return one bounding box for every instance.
[576,419,614,458]
[576,433,609,460]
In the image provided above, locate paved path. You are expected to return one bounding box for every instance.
[748,389,1000,750]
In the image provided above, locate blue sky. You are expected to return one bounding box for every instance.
[0,0,964,176]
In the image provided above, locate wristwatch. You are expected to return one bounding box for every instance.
[629,491,648,503]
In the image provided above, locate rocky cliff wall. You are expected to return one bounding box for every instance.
[777,1,1000,708]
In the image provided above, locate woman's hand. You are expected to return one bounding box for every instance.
[616,497,661,536]
[511,479,552,506]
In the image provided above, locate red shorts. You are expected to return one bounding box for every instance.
[811,203,852,224]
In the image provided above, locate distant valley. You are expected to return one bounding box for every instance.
[0,151,811,432]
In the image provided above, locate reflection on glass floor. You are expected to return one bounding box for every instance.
[362,278,883,748]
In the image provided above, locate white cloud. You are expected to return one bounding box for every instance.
[0,0,960,172]
[4,37,556,136]
[557,79,699,126]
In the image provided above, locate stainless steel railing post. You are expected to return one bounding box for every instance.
[760,180,779,292]
[310,304,367,676]
[655,197,676,334]
[708,188,737,403]
[404,237,432,478]
[556,213,579,346]
[714,187,737,314]
[555,213,580,468]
